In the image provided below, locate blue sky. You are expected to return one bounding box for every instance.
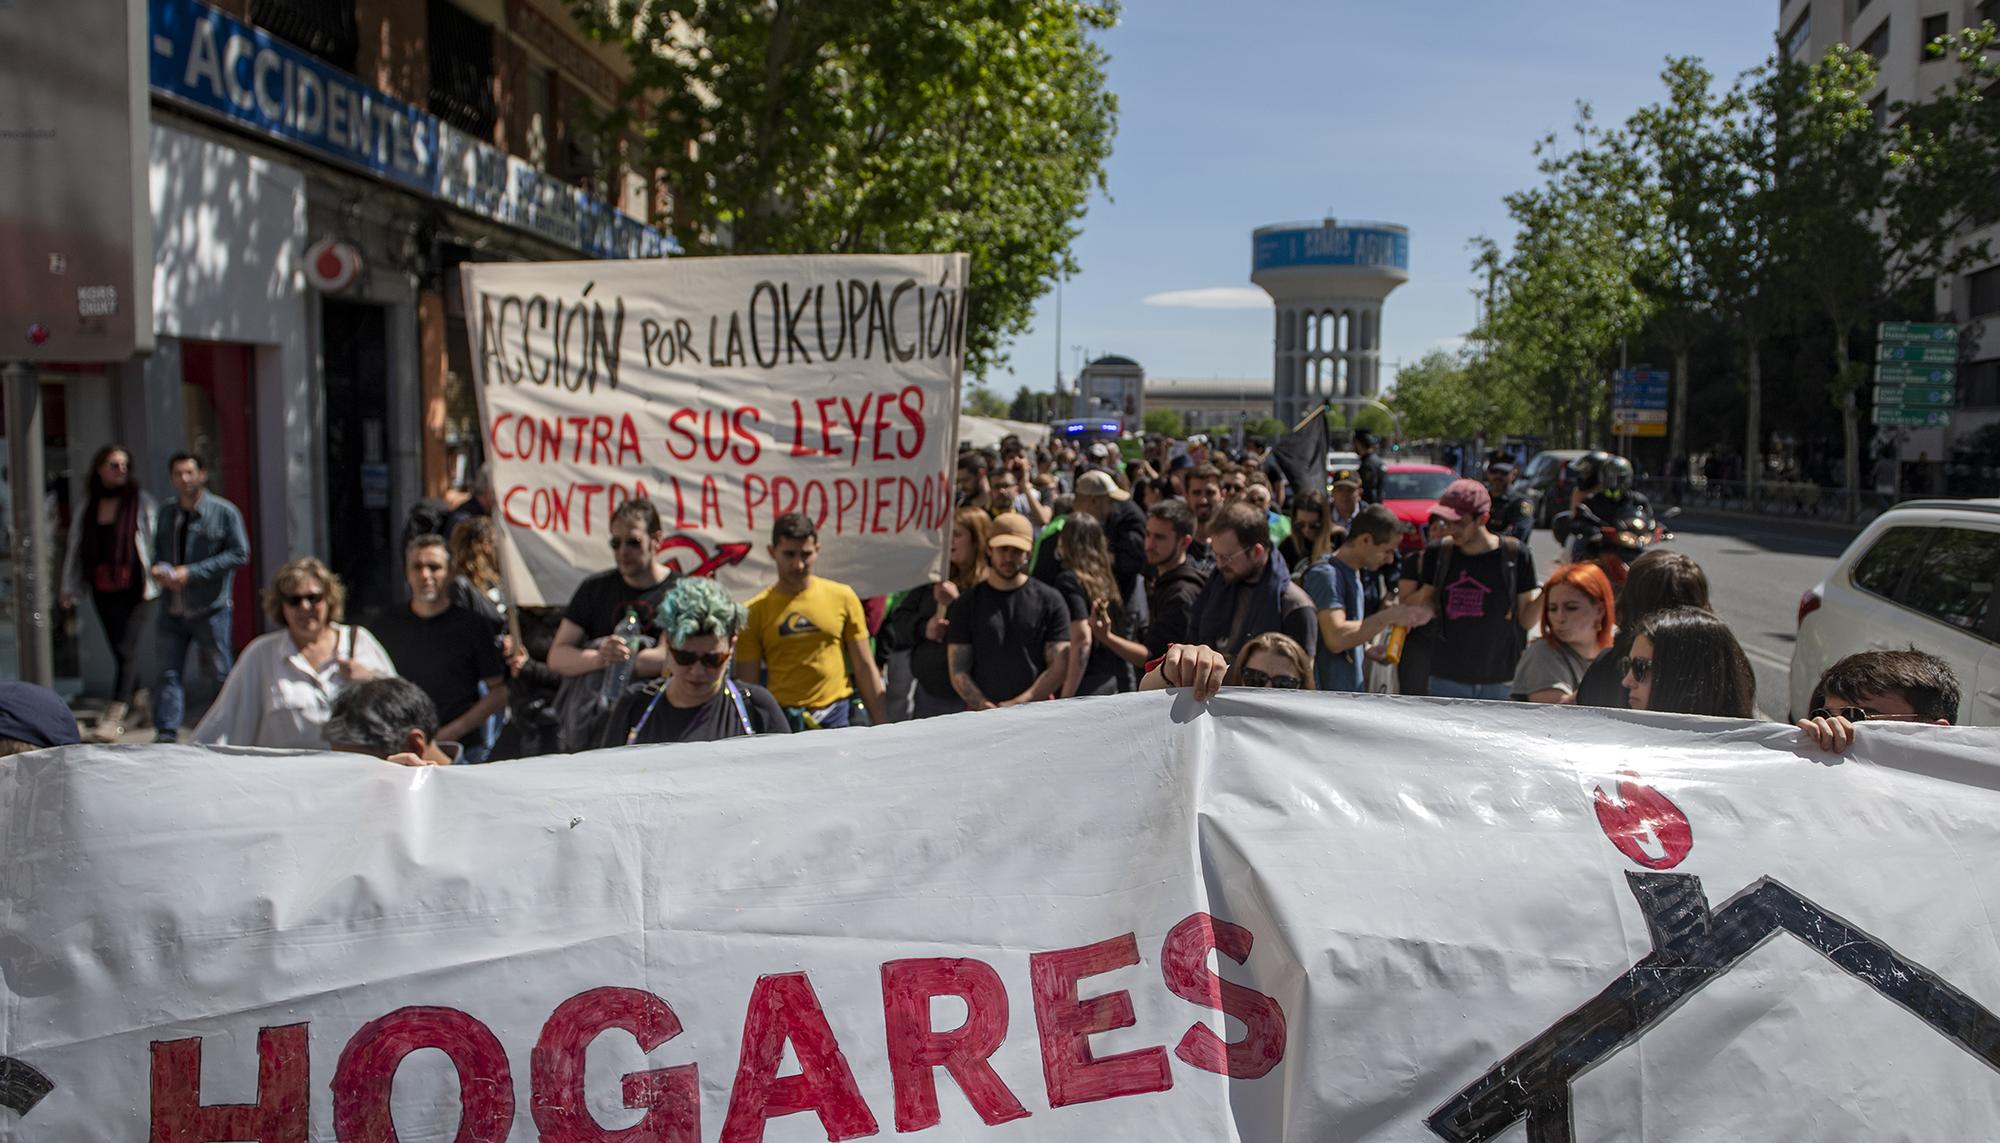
[988,1,1780,395]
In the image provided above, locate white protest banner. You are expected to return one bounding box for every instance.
[460,254,969,605]
[5,694,2000,1140]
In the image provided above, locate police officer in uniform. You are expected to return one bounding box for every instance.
[1483,454,1535,543]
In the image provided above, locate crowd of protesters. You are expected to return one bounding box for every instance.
[0,431,1971,764]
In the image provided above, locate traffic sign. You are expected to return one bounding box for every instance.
[1878,321,1958,343]
[1876,362,1957,386]
[1874,385,1955,408]
[1878,343,1957,364]
[1612,421,1668,438]
[1873,406,1953,428]
[1611,409,1668,424]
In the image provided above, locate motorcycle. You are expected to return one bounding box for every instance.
[1552,498,1678,590]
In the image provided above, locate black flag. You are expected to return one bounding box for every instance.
[1271,405,1330,503]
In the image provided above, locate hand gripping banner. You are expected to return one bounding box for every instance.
[459,254,970,605]
[4,693,2000,1139]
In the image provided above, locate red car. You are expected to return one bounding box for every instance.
[1378,463,1457,549]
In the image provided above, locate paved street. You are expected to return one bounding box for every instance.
[1536,511,1852,721]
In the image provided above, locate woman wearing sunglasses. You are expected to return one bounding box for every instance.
[1223,632,1315,691]
[1619,607,1755,719]
[603,576,789,747]
[192,557,396,748]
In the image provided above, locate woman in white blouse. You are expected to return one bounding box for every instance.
[193,557,394,748]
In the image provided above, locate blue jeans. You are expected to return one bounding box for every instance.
[155,607,235,737]
[1428,677,1511,701]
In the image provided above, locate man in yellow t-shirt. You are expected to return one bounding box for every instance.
[736,513,889,729]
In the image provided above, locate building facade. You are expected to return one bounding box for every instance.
[1142,378,1278,434]
[1777,0,2000,458]
[8,0,669,691]
[1251,219,1410,427]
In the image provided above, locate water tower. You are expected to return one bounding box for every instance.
[1251,219,1410,426]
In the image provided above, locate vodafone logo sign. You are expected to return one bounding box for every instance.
[304,238,363,293]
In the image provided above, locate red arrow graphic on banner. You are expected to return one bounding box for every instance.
[1592,774,1694,870]
[656,536,753,578]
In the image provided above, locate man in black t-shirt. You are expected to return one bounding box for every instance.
[548,498,679,683]
[947,513,1072,708]
[1401,480,1542,701]
[372,534,509,762]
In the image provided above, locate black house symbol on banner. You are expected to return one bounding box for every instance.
[1427,871,2000,1143]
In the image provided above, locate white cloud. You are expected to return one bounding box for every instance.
[1140,287,1272,311]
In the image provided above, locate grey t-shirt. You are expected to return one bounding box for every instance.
[1510,638,1590,699]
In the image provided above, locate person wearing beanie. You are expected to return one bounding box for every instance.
[0,681,83,756]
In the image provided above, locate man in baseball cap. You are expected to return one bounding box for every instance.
[1065,469,1147,603]
[0,681,82,756]
[1397,478,1541,700]
[944,512,1074,711]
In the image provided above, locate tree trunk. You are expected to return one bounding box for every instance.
[1670,345,1690,497]
[1836,325,1860,523]
[1744,335,1762,507]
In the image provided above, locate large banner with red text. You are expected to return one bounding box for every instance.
[5,693,2000,1138]
[460,254,969,605]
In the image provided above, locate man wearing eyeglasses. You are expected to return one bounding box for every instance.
[369,534,510,763]
[736,513,887,730]
[1796,649,1959,751]
[1185,501,1317,661]
[547,499,678,684]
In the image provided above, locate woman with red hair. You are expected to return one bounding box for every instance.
[1510,562,1616,703]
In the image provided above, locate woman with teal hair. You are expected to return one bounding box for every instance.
[601,576,789,747]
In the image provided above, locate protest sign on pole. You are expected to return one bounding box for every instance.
[459,254,969,605]
[5,693,2000,1139]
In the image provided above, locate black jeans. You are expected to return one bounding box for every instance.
[91,585,152,704]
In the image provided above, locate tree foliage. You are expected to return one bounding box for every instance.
[1472,28,2000,515]
[1387,349,1532,441]
[1140,408,1184,438]
[577,0,1120,378]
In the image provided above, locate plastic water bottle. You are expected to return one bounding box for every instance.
[601,608,641,705]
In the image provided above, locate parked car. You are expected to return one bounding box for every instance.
[1790,498,2000,725]
[1524,449,1591,527]
[1378,463,1457,550]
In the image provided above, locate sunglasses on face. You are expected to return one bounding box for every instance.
[1238,667,1302,690]
[282,592,325,608]
[671,648,729,669]
[1622,655,1653,683]
[1808,706,1920,723]
[610,537,652,553]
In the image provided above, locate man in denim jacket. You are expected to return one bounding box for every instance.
[151,452,250,742]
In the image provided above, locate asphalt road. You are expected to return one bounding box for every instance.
[1532,511,1852,721]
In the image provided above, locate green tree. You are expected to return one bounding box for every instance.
[579,0,1119,379]
[1243,416,1287,441]
[1386,349,1529,440]
[1618,58,1737,473]
[964,383,1010,418]
[1140,408,1184,438]
[1008,386,1055,422]
[1766,34,2000,518]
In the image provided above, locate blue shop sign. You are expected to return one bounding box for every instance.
[1254,226,1409,273]
[147,0,671,260]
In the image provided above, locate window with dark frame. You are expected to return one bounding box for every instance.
[1785,10,1813,59]
[427,0,499,140]
[1859,17,1890,62]
[1961,359,2000,408]
[1970,265,2000,316]
[1922,13,1949,61]
[250,0,358,73]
